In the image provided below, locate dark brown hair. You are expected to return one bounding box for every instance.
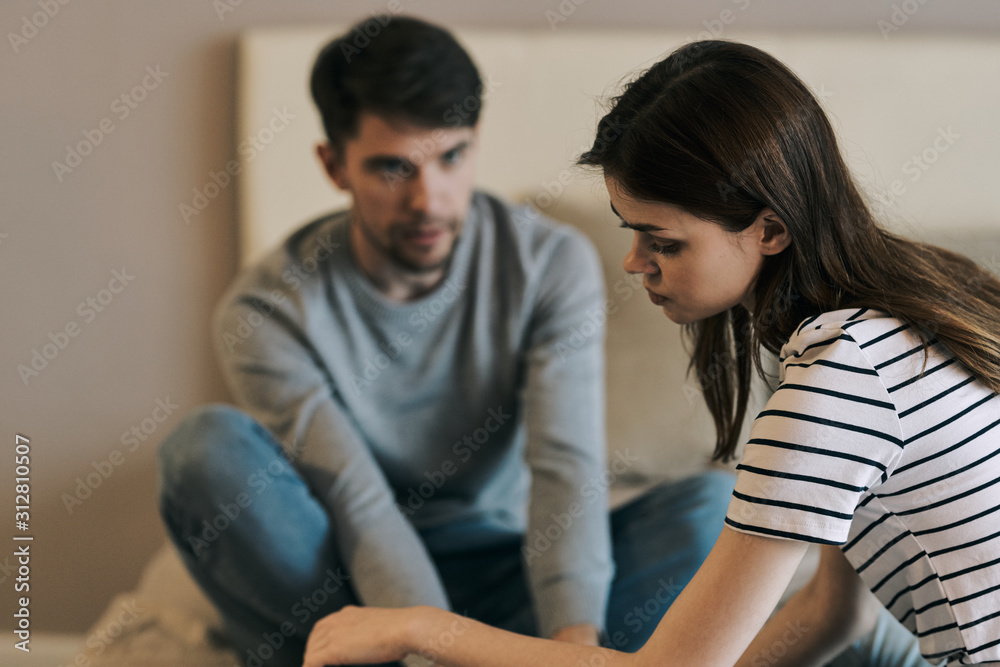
[579,40,1000,461]
[310,15,482,152]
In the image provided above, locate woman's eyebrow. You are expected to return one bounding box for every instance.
[610,201,669,233]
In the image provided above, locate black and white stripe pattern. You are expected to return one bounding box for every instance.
[726,308,1000,665]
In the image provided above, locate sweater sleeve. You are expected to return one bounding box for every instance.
[212,277,452,622]
[519,227,615,638]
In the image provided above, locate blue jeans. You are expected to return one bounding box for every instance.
[158,405,927,666]
[827,607,935,667]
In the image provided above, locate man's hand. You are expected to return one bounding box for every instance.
[551,623,600,646]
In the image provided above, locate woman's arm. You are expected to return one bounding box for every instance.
[735,545,881,667]
[302,606,633,667]
[632,526,808,667]
[302,526,809,667]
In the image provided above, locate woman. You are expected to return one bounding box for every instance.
[302,40,1000,666]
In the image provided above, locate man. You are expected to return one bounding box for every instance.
[158,16,734,666]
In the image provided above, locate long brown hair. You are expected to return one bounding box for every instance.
[579,40,1000,461]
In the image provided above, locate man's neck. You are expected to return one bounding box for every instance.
[349,223,447,302]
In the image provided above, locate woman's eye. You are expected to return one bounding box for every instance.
[618,222,679,255]
[649,241,679,255]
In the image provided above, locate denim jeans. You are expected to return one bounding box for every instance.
[158,405,928,666]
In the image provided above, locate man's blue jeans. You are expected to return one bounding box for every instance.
[158,405,929,666]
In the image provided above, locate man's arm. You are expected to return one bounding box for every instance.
[213,283,451,614]
[519,227,615,640]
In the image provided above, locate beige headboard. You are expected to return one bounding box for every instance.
[237,28,1000,477]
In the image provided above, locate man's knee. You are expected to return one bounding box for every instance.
[158,404,268,492]
[690,469,737,517]
[643,469,735,515]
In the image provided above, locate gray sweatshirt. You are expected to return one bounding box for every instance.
[213,190,614,639]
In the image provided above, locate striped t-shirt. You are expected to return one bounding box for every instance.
[726,308,1000,665]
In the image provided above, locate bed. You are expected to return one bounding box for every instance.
[69,26,1000,666]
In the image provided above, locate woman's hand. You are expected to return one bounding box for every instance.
[302,605,416,667]
[303,604,633,667]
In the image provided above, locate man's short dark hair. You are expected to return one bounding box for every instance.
[310,15,483,152]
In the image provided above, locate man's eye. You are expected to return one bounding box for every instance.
[441,148,464,165]
[381,160,409,174]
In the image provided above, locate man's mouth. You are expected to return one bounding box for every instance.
[401,226,446,246]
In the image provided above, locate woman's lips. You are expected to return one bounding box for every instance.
[646,289,668,305]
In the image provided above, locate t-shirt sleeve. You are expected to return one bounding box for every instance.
[725,329,906,545]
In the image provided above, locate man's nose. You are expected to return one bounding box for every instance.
[407,169,444,217]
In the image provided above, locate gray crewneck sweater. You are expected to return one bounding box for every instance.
[213,191,613,639]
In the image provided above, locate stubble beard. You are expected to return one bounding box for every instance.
[354,213,462,275]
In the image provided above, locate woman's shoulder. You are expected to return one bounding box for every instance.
[784,308,907,350]
[780,307,935,377]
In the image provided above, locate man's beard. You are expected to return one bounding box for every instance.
[357,214,463,275]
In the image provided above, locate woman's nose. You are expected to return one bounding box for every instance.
[623,235,658,275]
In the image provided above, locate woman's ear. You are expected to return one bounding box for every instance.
[755,207,791,256]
